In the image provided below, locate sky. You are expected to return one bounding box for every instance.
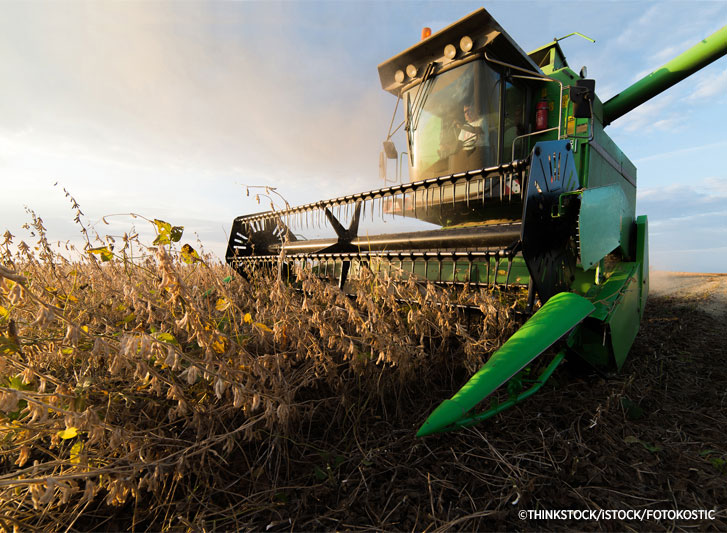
[1,1,726,272]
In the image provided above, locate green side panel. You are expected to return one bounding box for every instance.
[578,184,628,270]
[571,259,643,371]
[567,321,611,369]
[636,215,649,318]
[417,292,594,436]
[586,121,637,257]
[607,267,641,369]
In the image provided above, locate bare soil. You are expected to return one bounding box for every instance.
[649,271,727,318]
[240,272,727,531]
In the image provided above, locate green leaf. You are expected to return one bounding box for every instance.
[506,376,523,399]
[313,465,327,482]
[0,336,19,355]
[7,376,31,391]
[621,397,645,420]
[170,226,184,242]
[7,399,27,421]
[710,458,726,473]
[699,449,720,457]
[116,313,136,326]
[624,435,661,453]
[222,276,232,283]
[153,332,178,345]
[87,246,113,262]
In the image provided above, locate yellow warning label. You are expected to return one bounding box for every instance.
[567,117,575,135]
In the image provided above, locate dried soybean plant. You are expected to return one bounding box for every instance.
[0,216,520,531]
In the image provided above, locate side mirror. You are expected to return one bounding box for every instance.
[570,79,595,119]
[383,140,398,159]
[379,151,387,180]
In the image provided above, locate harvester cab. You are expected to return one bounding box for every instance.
[227,8,727,436]
[378,10,536,185]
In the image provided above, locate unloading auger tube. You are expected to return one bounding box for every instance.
[227,7,727,436]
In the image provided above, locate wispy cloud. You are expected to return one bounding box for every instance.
[634,140,727,164]
[687,68,727,102]
[609,92,686,133]
[637,177,727,270]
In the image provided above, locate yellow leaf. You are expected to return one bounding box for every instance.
[87,246,113,262]
[115,313,136,326]
[254,322,273,333]
[212,336,227,354]
[181,243,201,264]
[57,427,78,440]
[70,441,84,464]
[81,325,89,334]
[0,305,7,318]
[215,298,230,312]
[243,313,253,324]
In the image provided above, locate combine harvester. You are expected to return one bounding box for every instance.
[227,9,727,436]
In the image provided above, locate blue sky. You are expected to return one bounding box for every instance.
[1,1,725,272]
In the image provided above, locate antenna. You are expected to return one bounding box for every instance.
[554,32,596,44]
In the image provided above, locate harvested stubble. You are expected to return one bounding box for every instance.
[0,230,525,532]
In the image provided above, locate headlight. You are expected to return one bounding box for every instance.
[460,35,473,53]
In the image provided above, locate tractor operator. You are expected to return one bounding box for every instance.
[455,103,487,151]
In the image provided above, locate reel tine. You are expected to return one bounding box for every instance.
[439,184,443,218]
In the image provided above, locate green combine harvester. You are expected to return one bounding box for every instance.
[227,9,727,436]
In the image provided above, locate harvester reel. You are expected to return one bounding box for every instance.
[229,217,296,257]
[226,215,297,279]
[521,140,580,303]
